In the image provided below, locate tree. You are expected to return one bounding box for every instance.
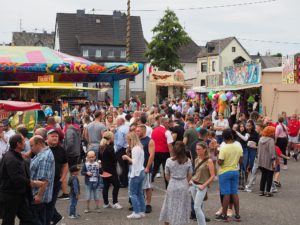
[145,9,190,72]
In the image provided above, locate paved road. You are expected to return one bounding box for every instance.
[2,160,299,225]
[54,159,300,225]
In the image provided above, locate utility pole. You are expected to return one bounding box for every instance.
[125,0,131,102]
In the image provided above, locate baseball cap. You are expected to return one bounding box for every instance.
[47,129,59,136]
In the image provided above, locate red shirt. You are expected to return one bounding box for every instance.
[152,126,169,153]
[288,119,300,137]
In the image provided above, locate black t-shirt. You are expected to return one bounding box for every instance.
[170,125,184,142]
[50,145,68,183]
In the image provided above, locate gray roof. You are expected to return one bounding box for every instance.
[55,10,147,63]
[197,37,235,57]
[12,32,54,48]
[177,39,202,63]
[251,55,282,69]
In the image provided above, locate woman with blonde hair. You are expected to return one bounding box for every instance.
[105,113,116,132]
[122,132,145,219]
[98,131,122,209]
[190,141,215,225]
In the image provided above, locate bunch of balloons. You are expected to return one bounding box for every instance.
[186,90,197,99]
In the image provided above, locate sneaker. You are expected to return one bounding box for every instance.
[145,205,152,213]
[215,207,223,216]
[103,203,112,208]
[156,173,161,178]
[233,215,241,222]
[205,217,211,222]
[139,212,146,217]
[84,209,90,213]
[127,213,141,219]
[58,193,69,200]
[68,215,78,219]
[283,165,288,170]
[244,187,252,193]
[112,202,123,209]
[227,209,233,217]
[271,188,278,193]
[52,215,64,225]
[215,214,229,222]
[95,207,102,213]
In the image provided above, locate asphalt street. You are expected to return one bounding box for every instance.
[53,159,300,225]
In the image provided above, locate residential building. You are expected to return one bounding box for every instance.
[54,10,148,101]
[196,37,251,87]
[251,55,282,69]
[12,31,54,48]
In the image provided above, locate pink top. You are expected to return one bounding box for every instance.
[275,123,288,138]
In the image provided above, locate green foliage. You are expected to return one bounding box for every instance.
[145,9,190,72]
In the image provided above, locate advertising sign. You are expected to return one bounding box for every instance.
[224,62,261,86]
[296,56,300,84]
[282,55,295,84]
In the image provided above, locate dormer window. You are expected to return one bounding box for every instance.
[95,49,102,58]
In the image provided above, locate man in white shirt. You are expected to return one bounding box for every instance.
[2,119,15,148]
[140,114,152,138]
[0,121,8,160]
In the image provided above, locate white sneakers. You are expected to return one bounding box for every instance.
[103,202,123,209]
[127,212,146,219]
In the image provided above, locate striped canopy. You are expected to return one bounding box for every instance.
[0,46,143,83]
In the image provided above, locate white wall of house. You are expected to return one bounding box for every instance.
[196,56,219,86]
[182,63,197,81]
[54,24,60,51]
[220,39,251,72]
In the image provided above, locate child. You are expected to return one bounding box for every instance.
[68,165,80,219]
[273,146,290,189]
[81,151,103,213]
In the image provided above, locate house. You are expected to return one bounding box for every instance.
[54,10,148,100]
[251,55,282,69]
[177,39,202,87]
[196,37,251,87]
[12,31,54,48]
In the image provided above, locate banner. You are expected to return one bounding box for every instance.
[296,55,300,84]
[224,63,261,86]
[282,55,295,84]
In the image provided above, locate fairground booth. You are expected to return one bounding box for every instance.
[192,62,262,118]
[0,46,143,107]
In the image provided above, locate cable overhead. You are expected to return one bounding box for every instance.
[91,0,276,12]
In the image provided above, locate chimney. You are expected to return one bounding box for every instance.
[77,9,85,16]
[113,10,122,18]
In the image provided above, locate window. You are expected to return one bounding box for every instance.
[232,47,236,52]
[82,49,89,57]
[212,61,216,72]
[200,79,205,86]
[120,50,126,59]
[201,62,207,72]
[108,50,114,58]
[95,49,102,58]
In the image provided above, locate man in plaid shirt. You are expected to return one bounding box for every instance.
[30,135,55,225]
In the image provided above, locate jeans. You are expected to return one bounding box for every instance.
[242,146,248,172]
[152,152,170,188]
[69,194,78,216]
[45,181,61,225]
[102,174,120,205]
[129,170,146,214]
[246,158,259,189]
[248,148,257,171]
[260,167,274,193]
[31,203,46,225]
[190,185,208,225]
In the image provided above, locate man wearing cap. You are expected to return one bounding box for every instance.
[46,129,68,225]
[30,135,55,225]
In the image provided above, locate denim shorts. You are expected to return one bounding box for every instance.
[219,170,239,195]
[274,164,280,172]
[85,184,101,201]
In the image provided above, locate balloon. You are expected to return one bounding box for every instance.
[208,90,215,100]
[226,91,234,101]
[232,96,238,103]
[190,93,196,99]
[220,93,227,102]
[214,93,219,100]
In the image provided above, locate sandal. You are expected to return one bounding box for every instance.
[259,191,265,196]
[266,192,273,197]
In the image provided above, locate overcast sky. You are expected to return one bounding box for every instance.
[1,0,299,55]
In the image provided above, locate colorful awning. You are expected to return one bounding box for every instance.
[0,46,144,83]
[0,100,41,111]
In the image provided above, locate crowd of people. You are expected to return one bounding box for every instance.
[0,97,300,225]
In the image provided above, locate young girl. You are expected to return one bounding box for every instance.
[81,151,103,213]
[68,165,80,219]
